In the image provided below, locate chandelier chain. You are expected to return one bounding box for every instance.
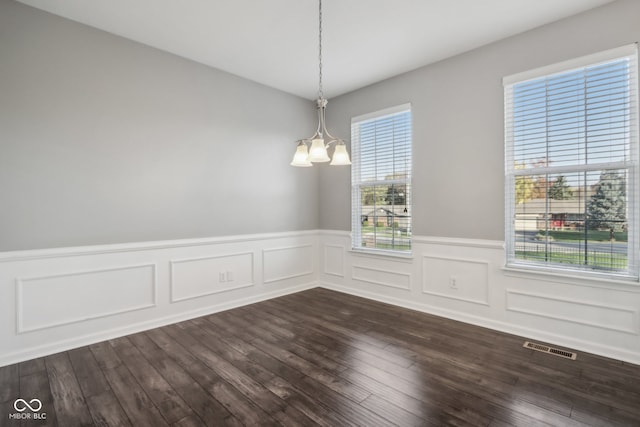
[318,0,323,99]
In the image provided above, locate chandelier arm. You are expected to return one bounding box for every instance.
[318,99,338,142]
[319,101,328,139]
[316,102,323,137]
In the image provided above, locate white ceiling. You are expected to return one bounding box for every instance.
[17,0,615,100]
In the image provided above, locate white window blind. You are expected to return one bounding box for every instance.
[504,44,639,279]
[351,104,412,253]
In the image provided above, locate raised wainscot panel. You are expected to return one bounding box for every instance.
[170,252,254,302]
[17,264,156,333]
[352,265,411,290]
[506,290,639,335]
[422,255,489,305]
[324,244,345,277]
[263,245,313,283]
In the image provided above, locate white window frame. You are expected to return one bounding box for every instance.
[504,44,640,281]
[351,104,412,255]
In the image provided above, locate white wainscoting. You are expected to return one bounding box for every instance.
[318,231,640,365]
[170,252,254,302]
[3,230,640,367]
[323,244,345,277]
[17,263,157,333]
[422,255,489,306]
[0,231,317,367]
[352,264,412,290]
[262,244,314,283]
[506,289,638,335]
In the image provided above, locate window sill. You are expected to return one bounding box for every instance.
[502,264,640,291]
[349,248,414,263]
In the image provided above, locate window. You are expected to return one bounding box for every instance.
[504,45,639,280]
[351,104,412,253]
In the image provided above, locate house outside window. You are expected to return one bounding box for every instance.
[504,45,639,280]
[351,104,412,253]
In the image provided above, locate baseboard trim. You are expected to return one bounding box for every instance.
[318,282,640,366]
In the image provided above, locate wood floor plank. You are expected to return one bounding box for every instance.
[127,332,239,427]
[108,337,193,424]
[171,415,206,427]
[227,308,350,373]
[3,288,640,426]
[339,366,482,426]
[297,290,591,425]
[145,328,272,427]
[296,374,402,426]
[44,352,93,427]
[69,367,131,427]
[372,332,572,418]
[0,364,19,403]
[98,363,168,427]
[208,312,373,404]
[360,393,441,427]
[0,364,20,427]
[18,358,46,378]
[309,288,552,370]
[206,310,392,426]
[187,319,277,385]
[176,320,319,426]
[83,391,132,427]
[249,334,371,404]
[263,298,417,368]
[19,369,58,427]
[90,343,169,427]
[569,398,640,427]
[264,375,356,427]
[343,365,495,426]
[161,323,283,426]
[67,347,111,399]
[88,342,121,371]
[408,353,585,427]
[252,303,420,377]
[275,292,583,426]
[195,316,359,427]
[258,294,614,425]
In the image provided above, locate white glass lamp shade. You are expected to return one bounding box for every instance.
[330,142,351,165]
[290,142,312,167]
[308,138,330,162]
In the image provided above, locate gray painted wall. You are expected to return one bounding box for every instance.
[3,0,638,251]
[0,0,318,251]
[319,0,640,241]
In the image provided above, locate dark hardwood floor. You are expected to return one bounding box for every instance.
[2,288,640,426]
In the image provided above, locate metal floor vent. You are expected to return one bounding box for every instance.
[523,341,577,360]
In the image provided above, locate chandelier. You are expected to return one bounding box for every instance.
[290,0,351,167]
